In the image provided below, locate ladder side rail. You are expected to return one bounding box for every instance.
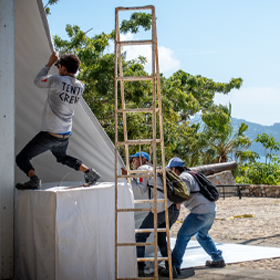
[154,12,173,279]
[116,22,131,183]
[151,6,159,279]
[114,8,120,280]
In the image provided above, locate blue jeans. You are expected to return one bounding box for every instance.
[16,131,82,176]
[136,204,179,270]
[172,212,223,269]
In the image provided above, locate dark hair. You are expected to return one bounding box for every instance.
[174,166,187,174]
[59,53,81,74]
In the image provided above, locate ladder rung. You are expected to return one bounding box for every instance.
[117,168,164,179]
[137,256,168,262]
[116,108,159,113]
[120,168,164,175]
[135,228,166,233]
[129,169,153,174]
[117,208,152,212]
[116,5,154,12]
[129,168,164,174]
[117,174,152,179]
[117,278,155,280]
[116,139,162,146]
[116,76,154,82]
[134,199,164,203]
[116,40,153,46]
[117,242,154,246]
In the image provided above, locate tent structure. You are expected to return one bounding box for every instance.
[13,0,124,184]
[0,0,125,278]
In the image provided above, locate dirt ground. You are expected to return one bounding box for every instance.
[170,197,280,270]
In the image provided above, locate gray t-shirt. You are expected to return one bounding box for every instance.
[131,164,173,213]
[180,171,216,214]
[34,65,84,133]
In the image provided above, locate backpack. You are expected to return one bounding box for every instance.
[187,170,219,202]
[148,169,190,203]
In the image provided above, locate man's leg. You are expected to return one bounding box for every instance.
[16,132,52,176]
[196,212,225,266]
[172,213,207,269]
[50,137,101,184]
[15,132,54,189]
[157,204,179,268]
[136,212,154,275]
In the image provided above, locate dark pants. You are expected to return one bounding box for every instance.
[16,131,82,177]
[136,203,179,270]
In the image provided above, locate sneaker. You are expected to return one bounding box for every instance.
[206,259,226,267]
[159,266,178,278]
[138,269,145,277]
[84,168,101,185]
[16,176,41,190]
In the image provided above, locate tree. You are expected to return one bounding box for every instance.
[255,133,280,164]
[235,133,280,185]
[52,14,243,165]
[201,103,251,163]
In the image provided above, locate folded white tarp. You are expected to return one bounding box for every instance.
[15,182,137,280]
[14,0,124,184]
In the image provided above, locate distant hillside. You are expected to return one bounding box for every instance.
[191,115,280,157]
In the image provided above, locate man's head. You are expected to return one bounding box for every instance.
[55,53,81,75]
[166,157,186,175]
[129,152,150,170]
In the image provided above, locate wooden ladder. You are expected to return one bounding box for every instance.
[114,5,173,280]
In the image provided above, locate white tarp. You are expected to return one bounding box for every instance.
[15,182,137,280]
[14,0,124,184]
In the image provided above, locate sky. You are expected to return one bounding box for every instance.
[44,0,280,126]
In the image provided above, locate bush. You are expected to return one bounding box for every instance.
[236,156,280,185]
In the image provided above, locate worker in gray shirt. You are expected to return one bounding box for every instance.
[121,152,180,277]
[162,157,225,278]
[16,52,101,190]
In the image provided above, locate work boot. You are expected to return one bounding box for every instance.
[16,176,41,190]
[159,266,178,278]
[206,259,226,267]
[84,168,101,185]
[138,269,145,277]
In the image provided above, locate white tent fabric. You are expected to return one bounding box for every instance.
[15,0,124,184]
[15,182,137,280]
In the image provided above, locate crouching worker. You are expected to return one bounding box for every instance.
[167,157,225,276]
[121,152,180,278]
[15,51,101,190]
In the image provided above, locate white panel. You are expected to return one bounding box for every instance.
[15,183,137,280]
[0,0,15,279]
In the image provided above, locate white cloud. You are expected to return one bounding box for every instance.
[119,33,180,77]
[158,46,180,76]
[214,87,280,126]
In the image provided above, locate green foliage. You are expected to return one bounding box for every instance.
[52,14,243,165]
[120,12,152,34]
[235,133,280,185]
[44,0,59,15]
[236,155,280,185]
[255,133,280,163]
[200,103,251,163]
[239,150,260,163]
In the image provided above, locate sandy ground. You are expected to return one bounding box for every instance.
[170,197,280,270]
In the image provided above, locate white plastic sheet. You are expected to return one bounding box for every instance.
[15,182,137,280]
